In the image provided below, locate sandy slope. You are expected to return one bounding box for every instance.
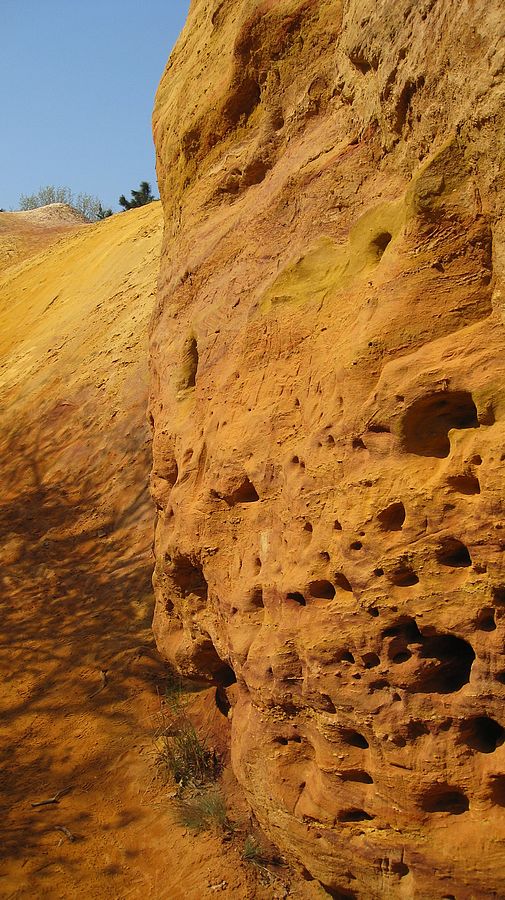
[0,204,88,271]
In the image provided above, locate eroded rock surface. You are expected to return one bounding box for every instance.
[151,1,505,895]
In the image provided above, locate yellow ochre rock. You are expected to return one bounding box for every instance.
[151,1,505,896]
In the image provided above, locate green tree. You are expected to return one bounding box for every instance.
[96,204,113,219]
[119,180,155,210]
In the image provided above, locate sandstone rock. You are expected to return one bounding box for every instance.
[151,1,505,896]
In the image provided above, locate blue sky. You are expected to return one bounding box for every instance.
[1,0,190,211]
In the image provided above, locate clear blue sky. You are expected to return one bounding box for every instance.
[1,0,190,211]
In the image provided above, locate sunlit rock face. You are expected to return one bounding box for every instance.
[151,1,505,895]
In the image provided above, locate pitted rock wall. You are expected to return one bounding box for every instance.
[151,2,505,896]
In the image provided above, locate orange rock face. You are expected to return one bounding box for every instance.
[151,1,505,895]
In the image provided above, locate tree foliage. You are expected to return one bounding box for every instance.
[19,185,105,222]
[96,204,113,219]
[119,181,155,210]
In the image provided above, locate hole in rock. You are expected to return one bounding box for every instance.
[320,551,330,562]
[492,586,505,605]
[446,474,480,495]
[214,664,236,688]
[334,520,343,531]
[406,720,429,740]
[383,618,422,641]
[308,580,336,600]
[179,335,199,389]
[383,619,474,692]
[374,568,384,577]
[350,541,363,551]
[461,716,504,753]
[470,454,482,465]
[368,422,391,433]
[215,683,233,716]
[225,476,259,505]
[436,538,471,567]
[249,588,264,610]
[170,555,208,600]
[392,650,412,663]
[340,770,374,784]
[341,651,355,663]
[320,694,337,713]
[497,670,505,685]
[400,391,478,458]
[389,564,419,587]
[338,808,374,822]
[476,608,496,631]
[275,732,302,746]
[287,592,306,606]
[416,634,475,693]
[370,231,392,261]
[292,455,300,464]
[368,607,380,617]
[352,437,366,450]
[362,652,380,669]
[341,729,369,749]
[304,522,313,533]
[489,775,505,806]
[391,861,409,877]
[421,786,469,814]
[370,679,390,691]
[378,502,406,531]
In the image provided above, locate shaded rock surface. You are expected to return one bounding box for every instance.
[151,0,505,896]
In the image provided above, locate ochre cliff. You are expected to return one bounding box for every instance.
[151,1,505,896]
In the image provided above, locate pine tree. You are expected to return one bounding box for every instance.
[97,204,113,219]
[118,181,155,210]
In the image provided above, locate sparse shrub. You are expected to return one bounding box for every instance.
[174,788,229,832]
[156,719,220,788]
[243,834,268,865]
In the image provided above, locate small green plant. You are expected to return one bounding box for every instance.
[243,834,268,865]
[174,788,229,832]
[156,719,219,788]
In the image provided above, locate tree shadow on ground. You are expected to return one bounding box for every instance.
[0,425,167,869]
